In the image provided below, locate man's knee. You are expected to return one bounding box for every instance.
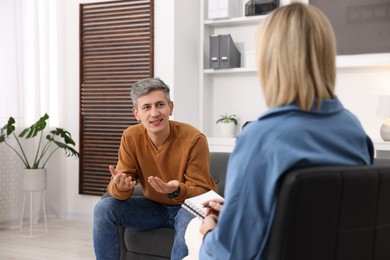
[175,208,195,232]
[93,197,120,224]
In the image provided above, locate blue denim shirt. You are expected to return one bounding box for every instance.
[200,98,373,259]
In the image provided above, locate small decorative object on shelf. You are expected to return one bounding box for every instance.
[376,95,390,141]
[216,113,238,138]
[380,119,390,141]
[245,0,279,16]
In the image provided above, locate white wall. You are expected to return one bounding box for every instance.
[336,65,390,141]
[57,0,390,222]
[154,1,175,93]
[154,1,200,127]
[61,0,95,221]
[171,1,200,127]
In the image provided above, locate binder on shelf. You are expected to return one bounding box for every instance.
[209,34,241,69]
[210,35,220,69]
[219,34,241,69]
[208,0,219,19]
[207,0,240,19]
[217,0,229,19]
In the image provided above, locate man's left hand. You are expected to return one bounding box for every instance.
[148,176,179,194]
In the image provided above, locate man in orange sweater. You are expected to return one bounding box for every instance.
[93,77,217,260]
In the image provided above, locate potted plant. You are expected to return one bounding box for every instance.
[0,113,79,191]
[216,113,238,138]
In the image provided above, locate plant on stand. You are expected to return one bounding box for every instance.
[0,113,79,170]
[0,113,79,190]
[216,113,238,138]
[0,113,79,236]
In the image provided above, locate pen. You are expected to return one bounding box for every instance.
[203,202,224,208]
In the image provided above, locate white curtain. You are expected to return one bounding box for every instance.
[0,0,59,126]
[0,0,60,228]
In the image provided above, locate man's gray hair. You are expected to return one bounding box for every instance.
[130,78,171,108]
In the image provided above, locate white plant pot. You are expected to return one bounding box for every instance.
[22,169,47,192]
[219,122,236,138]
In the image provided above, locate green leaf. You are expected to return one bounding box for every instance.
[19,113,49,139]
[50,138,79,158]
[50,128,76,145]
[0,117,16,143]
[6,117,16,135]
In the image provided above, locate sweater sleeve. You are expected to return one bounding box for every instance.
[106,130,138,200]
[171,134,218,204]
[107,179,135,200]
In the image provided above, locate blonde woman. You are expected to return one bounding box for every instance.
[185,2,373,259]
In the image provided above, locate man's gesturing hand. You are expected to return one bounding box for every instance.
[148,176,180,194]
[109,165,136,191]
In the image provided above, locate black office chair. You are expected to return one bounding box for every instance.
[267,162,390,260]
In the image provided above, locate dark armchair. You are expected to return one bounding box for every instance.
[102,156,390,260]
[267,161,390,260]
[102,152,230,260]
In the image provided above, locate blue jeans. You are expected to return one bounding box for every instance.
[93,196,194,260]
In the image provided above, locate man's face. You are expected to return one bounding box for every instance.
[132,89,173,136]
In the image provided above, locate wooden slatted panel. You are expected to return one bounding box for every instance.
[79,0,154,196]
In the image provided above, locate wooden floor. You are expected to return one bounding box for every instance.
[0,218,95,260]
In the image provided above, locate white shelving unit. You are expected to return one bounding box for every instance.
[204,15,265,26]
[336,53,390,70]
[373,140,390,159]
[204,67,257,74]
[198,0,390,152]
[208,137,236,153]
[199,0,269,145]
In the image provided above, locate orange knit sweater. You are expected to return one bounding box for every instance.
[107,121,218,205]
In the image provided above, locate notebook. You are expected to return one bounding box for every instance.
[182,190,224,219]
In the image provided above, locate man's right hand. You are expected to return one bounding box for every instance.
[109,165,136,191]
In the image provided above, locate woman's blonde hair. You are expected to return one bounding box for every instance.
[256,2,336,111]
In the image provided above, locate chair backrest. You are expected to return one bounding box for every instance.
[267,164,390,260]
[209,152,230,197]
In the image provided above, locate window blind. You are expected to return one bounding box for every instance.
[79,0,154,196]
